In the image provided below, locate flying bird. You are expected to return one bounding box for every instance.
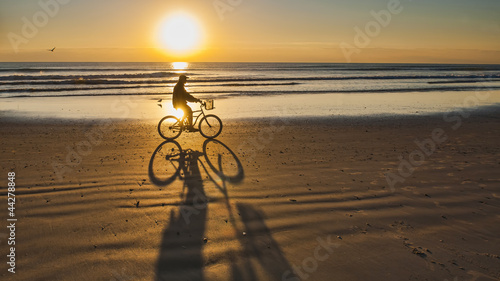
[157,99,162,103]
[48,47,56,52]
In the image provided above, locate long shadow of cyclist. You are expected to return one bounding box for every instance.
[151,140,207,281]
[149,139,293,281]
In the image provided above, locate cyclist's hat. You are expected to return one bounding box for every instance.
[179,74,188,79]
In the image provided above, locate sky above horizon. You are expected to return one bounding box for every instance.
[0,0,499,63]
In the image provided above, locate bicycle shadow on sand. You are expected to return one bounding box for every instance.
[149,139,294,281]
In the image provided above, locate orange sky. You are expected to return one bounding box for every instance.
[0,0,499,63]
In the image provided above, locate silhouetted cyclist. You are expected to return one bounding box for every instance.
[172,74,201,131]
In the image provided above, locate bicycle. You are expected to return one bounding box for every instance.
[158,100,223,140]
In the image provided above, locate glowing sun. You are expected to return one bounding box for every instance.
[157,12,202,55]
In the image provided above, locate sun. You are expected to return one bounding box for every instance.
[157,12,202,56]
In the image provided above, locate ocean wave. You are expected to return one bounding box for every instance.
[1,63,500,73]
[3,85,499,98]
[0,71,179,81]
[1,74,499,83]
[0,80,302,87]
[0,85,163,93]
[189,75,500,83]
[0,68,154,72]
[0,82,304,94]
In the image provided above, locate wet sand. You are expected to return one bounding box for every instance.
[1,109,500,281]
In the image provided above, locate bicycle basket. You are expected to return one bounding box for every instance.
[205,99,214,110]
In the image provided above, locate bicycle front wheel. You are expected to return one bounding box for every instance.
[158,115,182,140]
[199,114,223,139]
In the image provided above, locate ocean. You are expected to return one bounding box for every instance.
[1,62,500,99]
[1,62,500,120]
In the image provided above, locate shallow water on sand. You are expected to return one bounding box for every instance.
[1,90,500,121]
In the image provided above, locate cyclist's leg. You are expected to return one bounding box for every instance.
[183,104,193,127]
[185,106,193,127]
[178,104,193,127]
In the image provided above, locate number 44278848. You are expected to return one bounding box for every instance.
[8,172,15,216]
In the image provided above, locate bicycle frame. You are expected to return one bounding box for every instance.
[157,100,221,140]
[191,103,207,127]
[179,103,207,128]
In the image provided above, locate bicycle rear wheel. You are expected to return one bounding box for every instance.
[158,115,182,140]
[199,114,222,139]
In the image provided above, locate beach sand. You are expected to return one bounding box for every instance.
[1,109,500,281]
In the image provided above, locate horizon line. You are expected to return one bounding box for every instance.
[1,61,500,65]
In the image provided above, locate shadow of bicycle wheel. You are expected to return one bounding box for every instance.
[203,139,244,184]
[148,140,182,186]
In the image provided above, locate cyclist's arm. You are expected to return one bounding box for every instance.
[184,90,201,103]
